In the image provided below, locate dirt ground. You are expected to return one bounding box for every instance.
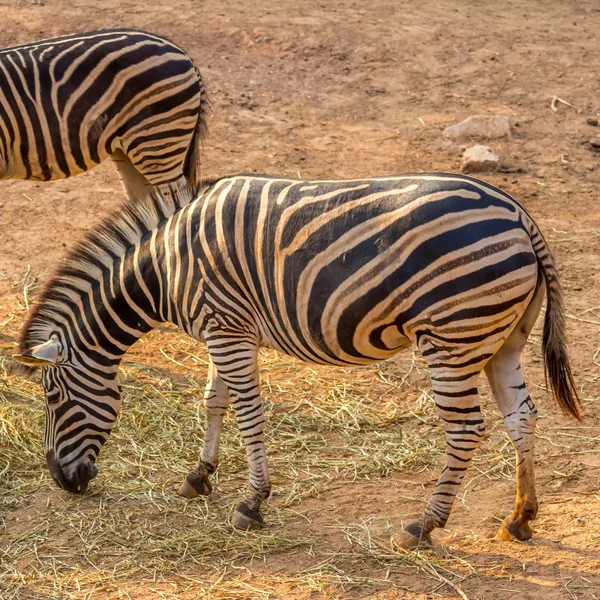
[1,0,600,598]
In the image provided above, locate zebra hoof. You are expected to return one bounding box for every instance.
[496,517,533,542]
[232,502,264,530]
[177,471,212,499]
[392,521,433,551]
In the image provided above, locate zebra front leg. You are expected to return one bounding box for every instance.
[207,341,271,530]
[229,382,270,530]
[397,372,485,549]
[178,359,230,499]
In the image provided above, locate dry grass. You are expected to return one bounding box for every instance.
[1,279,600,598]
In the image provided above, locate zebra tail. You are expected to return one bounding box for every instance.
[183,64,210,193]
[533,229,582,420]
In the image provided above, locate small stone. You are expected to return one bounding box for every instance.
[587,117,598,126]
[444,115,512,140]
[590,137,600,150]
[461,145,500,173]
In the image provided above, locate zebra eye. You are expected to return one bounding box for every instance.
[46,388,61,405]
[44,379,61,405]
[43,369,62,405]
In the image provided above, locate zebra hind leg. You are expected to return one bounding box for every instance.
[396,370,485,549]
[486,353,538,541]
[111,150,192,209]
[178,359,230,499]
[110,149,154,202]
[484,280,545,541]
[155,176,196,209]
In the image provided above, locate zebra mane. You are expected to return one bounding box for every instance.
[19,179,220,353]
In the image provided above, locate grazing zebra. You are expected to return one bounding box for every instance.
[0,29,207,200]
[15,173,581,546]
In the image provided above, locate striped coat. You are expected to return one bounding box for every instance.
[0,29,207,199]
[16,173,580,546]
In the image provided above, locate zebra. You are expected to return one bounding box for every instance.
[0,28,207,201]
[15,173,581,546]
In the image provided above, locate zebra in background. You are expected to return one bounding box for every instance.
[15,173,581,546]
[0,29,207,200]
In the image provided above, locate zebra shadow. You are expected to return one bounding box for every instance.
[433,536,600,598]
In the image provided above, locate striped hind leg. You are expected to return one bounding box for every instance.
[178,358,230,499]
[206,339,271,530]
[485,278,545,541]
[111,149,190,206]
[111,149,154,201]
[399,369,485,548]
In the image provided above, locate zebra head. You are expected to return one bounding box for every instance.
[14,335,122,494]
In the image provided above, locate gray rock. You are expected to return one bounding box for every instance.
[461,145,500,173]
[444,115,512,140]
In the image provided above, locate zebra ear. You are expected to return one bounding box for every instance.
[13,338,61,367]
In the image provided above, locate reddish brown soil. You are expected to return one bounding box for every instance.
[1,1,600,598]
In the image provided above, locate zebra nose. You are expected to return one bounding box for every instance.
[46,451,93,494]
[73,462,92,494]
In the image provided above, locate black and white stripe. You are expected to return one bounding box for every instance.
[0,29,207,199]
[17,173,580,543]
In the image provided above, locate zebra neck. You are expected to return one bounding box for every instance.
[98,214,202,358]
[72,241,169,364]
[148,205,200,337]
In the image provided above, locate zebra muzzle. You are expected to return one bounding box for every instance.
[88,461,99,481]
[72,461,99,494]
[46,451,98,494]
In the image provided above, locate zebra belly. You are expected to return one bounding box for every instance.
[3,106,109,182]
[256,329,412,366]
[13,154,94,181]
